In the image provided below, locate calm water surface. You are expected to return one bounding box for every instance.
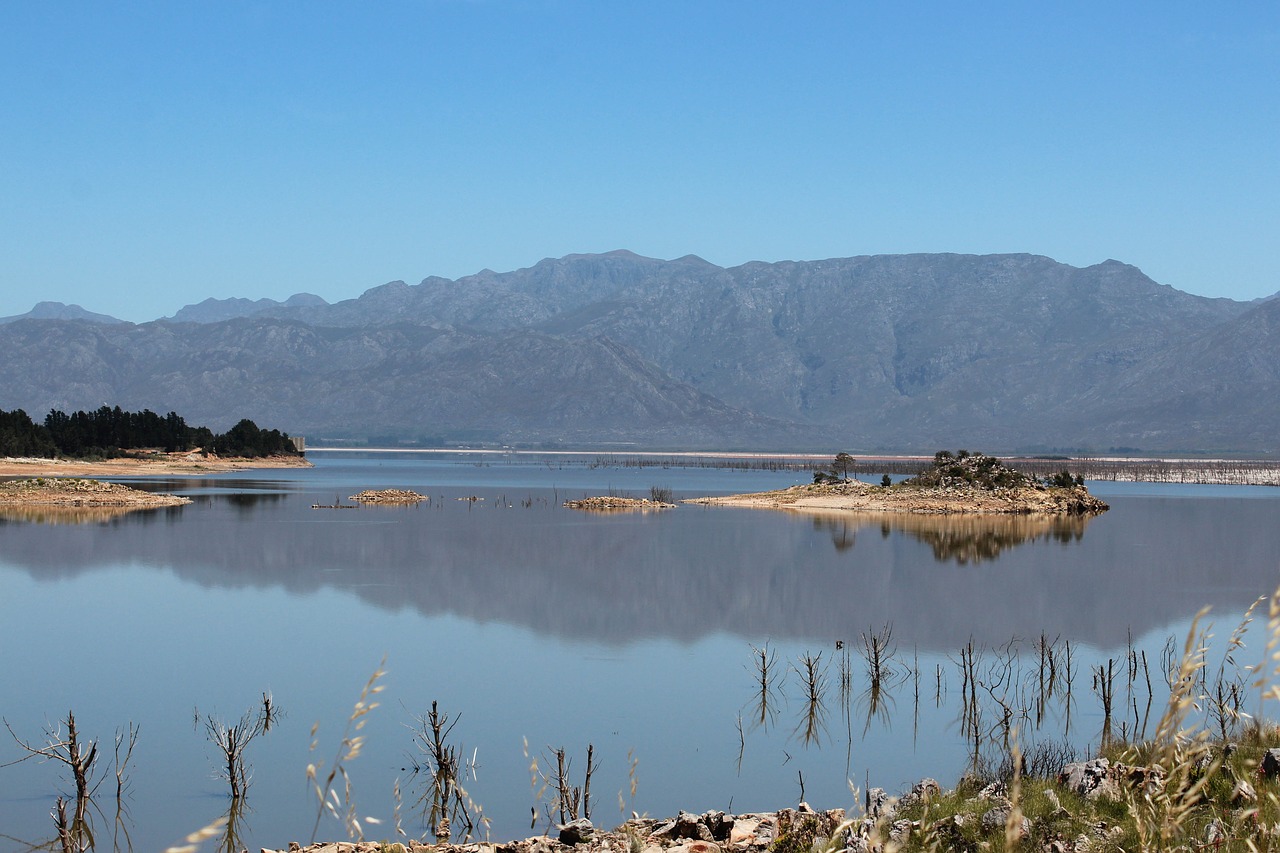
[1,453,1278,851]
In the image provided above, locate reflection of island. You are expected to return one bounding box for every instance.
[809,512,1090,564]
[0,505,160,524]
[0,488,1275,651]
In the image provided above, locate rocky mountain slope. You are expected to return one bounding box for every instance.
[1,251,1275,451]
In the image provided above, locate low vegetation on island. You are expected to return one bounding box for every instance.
[691,450,1109,515]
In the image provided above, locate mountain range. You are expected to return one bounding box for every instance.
[2,251,1277,453]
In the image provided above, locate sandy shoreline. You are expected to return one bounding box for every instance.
[0,453,312,478]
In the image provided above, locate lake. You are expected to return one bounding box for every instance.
[1,452,1278,851]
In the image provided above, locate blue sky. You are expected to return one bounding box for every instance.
[2,1,1277,322]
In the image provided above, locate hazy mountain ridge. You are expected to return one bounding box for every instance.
[2,251,1276,451]
[0,301,127,325]
[168,292,328,324]
[0,316,793,445]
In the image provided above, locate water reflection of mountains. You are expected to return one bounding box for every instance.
[808,512,1089,563]
[1,491,1276,650]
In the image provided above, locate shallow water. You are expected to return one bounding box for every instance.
[0,453,1277,850]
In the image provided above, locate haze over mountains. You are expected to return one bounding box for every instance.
[2,251,1277,453]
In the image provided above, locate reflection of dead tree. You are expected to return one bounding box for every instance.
[112,723,138,802]
[859,625,899,736]
[977,638,1027,750]
[110,723,140,852]
[260,691,280,733]
[860,625,897,691]
[1092,658,1116,748]
[792,651,829,746]
[747,643,783,733]
[838,643,854,750]
[953,640,983,770]
[214,797,251,853]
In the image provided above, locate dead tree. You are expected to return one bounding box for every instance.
[411,701,479,842]
[3,711,100,849]
[204,709,267,799]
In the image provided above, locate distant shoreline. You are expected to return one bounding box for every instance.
[304,448,1280,486]
[304,446,1269,463]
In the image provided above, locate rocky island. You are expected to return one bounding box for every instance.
[687,451,1109,516]
[350,488,428,503]
[564,496,676,511]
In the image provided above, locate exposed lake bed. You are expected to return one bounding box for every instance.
[1,452,1278,851]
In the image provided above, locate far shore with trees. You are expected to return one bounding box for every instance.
[0,406,301,461]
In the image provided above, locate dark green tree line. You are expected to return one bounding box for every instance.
[0,406,299,459]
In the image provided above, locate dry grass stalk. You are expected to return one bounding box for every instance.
[307,657,388,842]
[162,815,229,853]
[1123,606,1227,849]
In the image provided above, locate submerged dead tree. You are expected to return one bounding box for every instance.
[411,701,483,842]
[3,711,108,852]
[204,707,269,799]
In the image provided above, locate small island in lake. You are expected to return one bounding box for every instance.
[564,496,676,511]
[350,488,428,503]
[687,450,1109,516]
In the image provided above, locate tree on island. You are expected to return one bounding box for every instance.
[832,452,856,481]
[814,451,856,485]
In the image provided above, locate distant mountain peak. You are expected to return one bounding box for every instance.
[0,301,125,325]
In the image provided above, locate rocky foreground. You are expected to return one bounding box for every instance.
[271,807,845,853]
[275,746,1280,853]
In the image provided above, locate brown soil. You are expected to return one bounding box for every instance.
[0,452,311,478]
[685,479,1108,515]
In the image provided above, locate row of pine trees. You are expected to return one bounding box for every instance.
[0,406,299,459]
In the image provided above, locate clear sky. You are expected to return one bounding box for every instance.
[2,2,1277,322]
